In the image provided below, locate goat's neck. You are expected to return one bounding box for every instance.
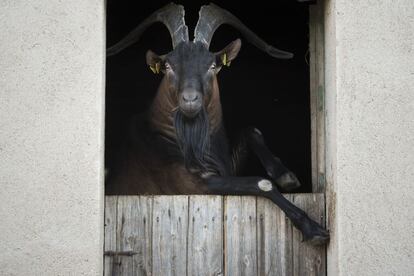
[149,77,223,141]
[206,78,223,133]
[149,78,177,139]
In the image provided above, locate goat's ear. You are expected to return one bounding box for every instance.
[215,39,241,70]
[146,50,165,74]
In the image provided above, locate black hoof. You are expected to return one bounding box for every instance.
[306,233,330,246]
[300,216,330,246]
[246,127,301,191]
[275,171,301,191]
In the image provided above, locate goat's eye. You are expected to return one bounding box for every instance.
[209,63,216,71]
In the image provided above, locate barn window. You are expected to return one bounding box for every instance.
[104,0,326,274]
[105,0,325,193]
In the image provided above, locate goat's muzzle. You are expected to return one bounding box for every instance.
[179,89,203,118]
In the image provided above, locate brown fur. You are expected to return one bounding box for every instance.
[106,76,222,195]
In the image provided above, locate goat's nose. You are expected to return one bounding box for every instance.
[179,90,202,117]
[182,92,199,103]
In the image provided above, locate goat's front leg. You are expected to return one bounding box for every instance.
[232,127,301,191]
[203,175,329,245]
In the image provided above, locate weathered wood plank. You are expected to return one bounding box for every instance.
[315,1,326,194]
[104,194,326,276]
[224,196,257,276]
[292,194,326,276]
[257,195,293,276]
[310,2,326,193]
[104,196,118,276]
[152,196,189,276]
[187,196,223,276]
[115,196,133,276]
[309,4,318,190]
[115,196,153,276]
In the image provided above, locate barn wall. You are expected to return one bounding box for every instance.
[0,1,105,275]
[324,0,414,275]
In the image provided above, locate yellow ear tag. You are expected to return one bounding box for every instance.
[155,62,160,74]
[221,53,227,66]
[226,61,231,67]
[149,65,157,74]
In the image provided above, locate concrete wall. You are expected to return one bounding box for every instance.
[324,0,414,275]
[0,1,105,275]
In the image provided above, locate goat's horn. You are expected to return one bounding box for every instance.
[194,3,293,59]
[107,3,189,56]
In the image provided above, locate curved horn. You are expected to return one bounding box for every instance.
[107,3,189,56]
[194,3,293,59]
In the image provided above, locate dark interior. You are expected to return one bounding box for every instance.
[106,0,312,192]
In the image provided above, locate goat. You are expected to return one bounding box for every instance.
[106,3,329,245]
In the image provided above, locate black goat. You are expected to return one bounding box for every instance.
[106,3,329,245]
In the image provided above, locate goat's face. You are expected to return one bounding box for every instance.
[146,39,241,118]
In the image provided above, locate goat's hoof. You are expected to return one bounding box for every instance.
[304,231,330,246]
[301,220,330,246]
[275,171,301,191]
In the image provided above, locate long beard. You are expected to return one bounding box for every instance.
[174,109,210,170]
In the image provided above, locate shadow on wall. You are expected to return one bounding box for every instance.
[105,0,311,192]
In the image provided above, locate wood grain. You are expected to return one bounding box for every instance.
[187,195,223,276]
[152,196,188,276]
[104,194,326,276]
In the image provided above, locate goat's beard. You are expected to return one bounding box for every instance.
[174,108,210,170]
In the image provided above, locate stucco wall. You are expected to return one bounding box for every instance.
[1,0,413,275]
[0,1,105,275]
[324,0,414,275]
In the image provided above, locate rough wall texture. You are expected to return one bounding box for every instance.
[325,0,414,275]
[0,1,105,275]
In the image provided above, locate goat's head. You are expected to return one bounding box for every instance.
[107,3,293,119]
[146,40,241,118]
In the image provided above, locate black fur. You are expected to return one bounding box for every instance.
[174,108,210,170]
